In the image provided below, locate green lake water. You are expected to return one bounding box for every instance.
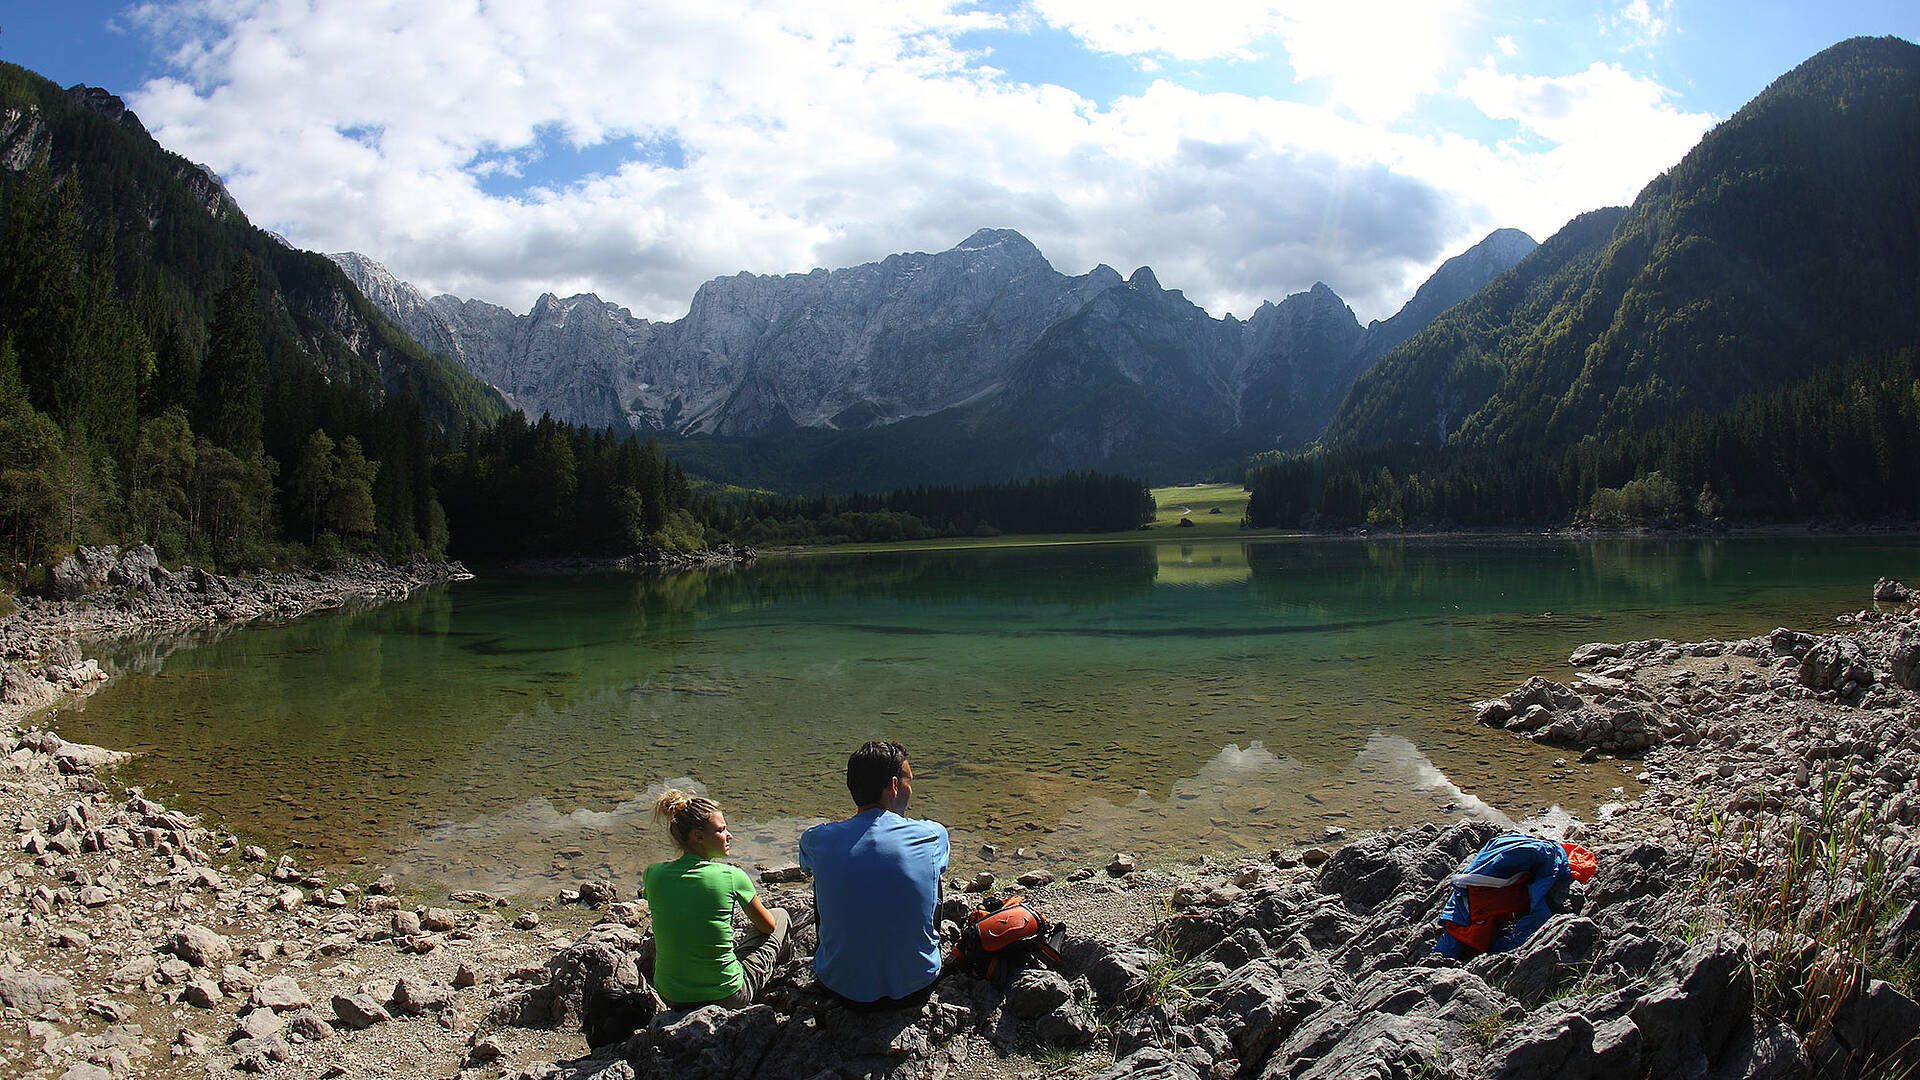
[53,534,1920,897]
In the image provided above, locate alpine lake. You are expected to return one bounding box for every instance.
[52,533,1920,898]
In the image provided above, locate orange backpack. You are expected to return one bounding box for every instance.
[950,895,1065,980]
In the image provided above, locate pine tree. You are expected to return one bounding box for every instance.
[0,337,62,575]
[292,428,335,546]
[199,255,265,452]
[129,408,196,561]
[327,435,378,543]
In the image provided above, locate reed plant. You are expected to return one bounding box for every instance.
[1681,767,1904,1053]
[1139,908,1218,1010]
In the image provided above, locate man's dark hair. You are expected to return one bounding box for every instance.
[847,740,910,806]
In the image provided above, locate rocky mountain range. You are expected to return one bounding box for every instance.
[333,228,1536,471]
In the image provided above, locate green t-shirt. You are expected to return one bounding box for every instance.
[642,853,756,1003]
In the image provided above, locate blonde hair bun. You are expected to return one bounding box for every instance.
[653,789,721,851]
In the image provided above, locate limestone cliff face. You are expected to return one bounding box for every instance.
[335,229,1122,434]
[653,228,1122,435]
[333,227,1534,462]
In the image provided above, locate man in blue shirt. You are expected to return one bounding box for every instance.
[798,741,949,1006]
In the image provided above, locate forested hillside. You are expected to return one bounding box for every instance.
[1255,37,1920,530]
[0,61,522,577]
[1247,347,1920,529]
[0,62,1160,578]
[1326,36,1920,451]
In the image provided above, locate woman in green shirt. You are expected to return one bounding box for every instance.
[643,790,792,1009]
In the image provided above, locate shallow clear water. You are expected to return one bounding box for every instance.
[56,534,1919,896]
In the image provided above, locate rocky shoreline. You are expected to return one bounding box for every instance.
[1,545,475,728]
[0,563,1915,1079]
[504,544,758,576]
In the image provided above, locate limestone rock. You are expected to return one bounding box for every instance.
[1006,968,1072,1019]
[330,991,391,1030]
[388,976,453,1017]
[166,923,233,967]
[250,974,310,1012]
[0,968,74,1012]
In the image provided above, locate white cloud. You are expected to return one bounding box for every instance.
[120,0,1711,327]
[1455,60,1714,211]
[1615,0,1671,45]
[1025,0,1285,61]
[1030,0,1471,122]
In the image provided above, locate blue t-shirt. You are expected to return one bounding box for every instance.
[798,808,949,1002]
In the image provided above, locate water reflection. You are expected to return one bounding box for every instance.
[53,534,1915,895]
[1155,543,1252,587]
[390,734,1538,896]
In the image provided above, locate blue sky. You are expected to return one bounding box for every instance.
[3,2,1914,322]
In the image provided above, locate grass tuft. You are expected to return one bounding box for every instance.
[1467,1011,1512,1052]
[1138,906,1219,1011]
[1682,766,1903,1054]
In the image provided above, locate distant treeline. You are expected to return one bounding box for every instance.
[696,473,1156,546]
[1246,347,1920,530]
[437,413,700,558]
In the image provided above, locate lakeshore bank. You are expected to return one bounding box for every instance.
[0,557,1914,1079]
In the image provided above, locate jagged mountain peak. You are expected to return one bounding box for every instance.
[337,220,1530,477]
[65,84,149,139]
[952,227,1042,256]
[329,251,397,283]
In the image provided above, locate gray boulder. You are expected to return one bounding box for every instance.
[48,553,92,599]
[1873,577,1916,604]
[1799,636,1874,695]
[1006,968,1072,1019]
[1810,978,1920,1080]
[1712,1015,1808,1080]
[1201,958,1345,1071]
[0,969,75,1012]
[388,976,454,1016]
[1890,629,1919,691]
[1061,936,1157,1009]
[250,974,311,1012]
[619,1003,811,1079]
[283,1007,335,1041]
[167,923,235,967]
[231,1032,292,1072]
[1470,915,1601,1005]
[1265,966,1509,1080]
[1474,677,1583,727]
[231,1007,286,1042]
[1317,819,1498,916]
[1586,843,1675,911]
[1629,932,1755,1078]
[1477,991,1645,1080]
[330,992,391,1029]
[107,544,162,589]
[485,939,643,1030]
[1035,1001,1098,1047]
[1111,1002,1183,1061]
[1770,628,1818,659]
[1090,1047,1206,1080]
